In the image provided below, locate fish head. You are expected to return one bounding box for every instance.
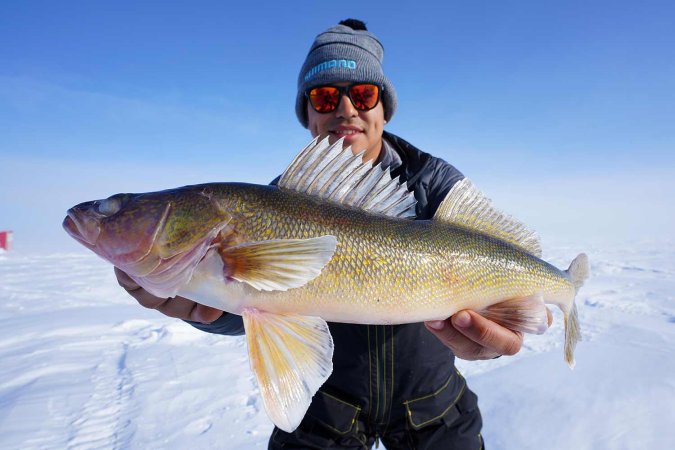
[63,187,232,294]
[64,192,169,265]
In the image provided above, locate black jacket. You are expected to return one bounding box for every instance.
[187,131,477,442]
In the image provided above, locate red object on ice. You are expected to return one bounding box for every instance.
[0,231,13,251]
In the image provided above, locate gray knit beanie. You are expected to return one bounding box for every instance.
[295,19,397,128]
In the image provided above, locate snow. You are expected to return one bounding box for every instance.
[1,241,674,449]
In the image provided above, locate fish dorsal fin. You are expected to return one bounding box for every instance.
[278,137,417,218]
[434,178,542,257]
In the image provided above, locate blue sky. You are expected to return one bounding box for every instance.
[1,0,674,251]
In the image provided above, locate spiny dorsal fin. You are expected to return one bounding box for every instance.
[434,178,542,257]
[278,137,417,218]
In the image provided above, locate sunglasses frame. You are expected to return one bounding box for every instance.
[305,83,383,114]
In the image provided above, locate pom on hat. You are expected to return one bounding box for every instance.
[339,19,368,31]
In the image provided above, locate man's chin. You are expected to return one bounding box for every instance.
[318,132,373,157]
[333,134,367,152]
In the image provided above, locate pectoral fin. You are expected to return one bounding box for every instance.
[220,236,337,291]
[479,294,549,334]
[243,308,334,433]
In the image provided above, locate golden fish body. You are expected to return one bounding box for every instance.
[179,183,573,328]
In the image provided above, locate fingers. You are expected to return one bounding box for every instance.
[426,317,499,360]
[113,267,223,324]
[155,296,221,323]
[425,310,524,360]
[154,297,223,323]
[546,307,553,327]
[192,304,224,323]
[453,310,523,356]
[115,266,166,308]
[115,266,140,291]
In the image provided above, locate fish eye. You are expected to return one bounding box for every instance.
[95,196,123,216]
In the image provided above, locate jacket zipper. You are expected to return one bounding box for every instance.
[373,325,390,426]
[379,325,387,425]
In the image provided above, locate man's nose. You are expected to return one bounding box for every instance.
[335,93,357,118]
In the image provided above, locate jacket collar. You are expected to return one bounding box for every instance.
[382,131,433,187]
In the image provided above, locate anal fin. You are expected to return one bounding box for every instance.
[479,294,549,335]
[243,308,334,433]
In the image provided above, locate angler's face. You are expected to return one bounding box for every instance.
[306,82,385,163]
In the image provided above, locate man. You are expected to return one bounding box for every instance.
[116,19,527,449]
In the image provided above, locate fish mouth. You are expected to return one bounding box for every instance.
[63,208,100,247]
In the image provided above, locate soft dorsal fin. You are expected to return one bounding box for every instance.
[278,137,417,219]
[434,178,542,257]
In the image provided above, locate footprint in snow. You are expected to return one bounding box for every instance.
[185,418,213,435]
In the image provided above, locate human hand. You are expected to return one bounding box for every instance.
[114,267,223,324]
[424,309,553,360]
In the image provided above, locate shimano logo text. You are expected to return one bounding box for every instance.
[304,59,357,81]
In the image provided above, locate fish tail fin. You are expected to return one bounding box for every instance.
[566,253,589,293]
[562,253,589,369]
[563,303,581,369]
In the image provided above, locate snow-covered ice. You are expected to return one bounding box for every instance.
[1,241,674,449]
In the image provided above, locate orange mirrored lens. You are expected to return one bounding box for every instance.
[349,84,379,110]
[309,86,340,113]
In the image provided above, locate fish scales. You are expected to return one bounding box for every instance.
[193,183,573,324]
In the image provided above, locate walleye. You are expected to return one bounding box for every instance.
[63,137,589,432]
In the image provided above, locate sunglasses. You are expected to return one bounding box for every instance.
[306,83,382,113]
